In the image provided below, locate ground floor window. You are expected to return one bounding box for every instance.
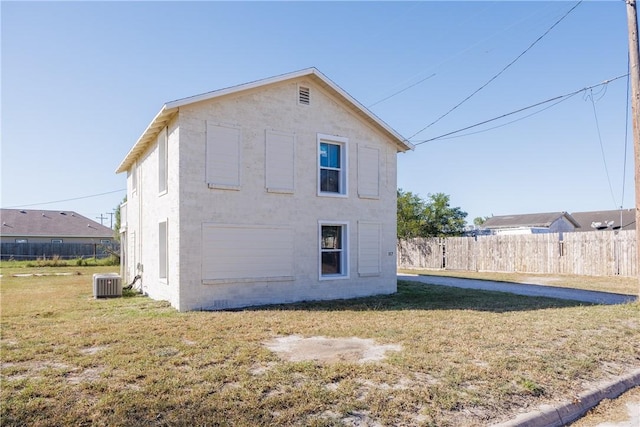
[159,221,167,280]
[319,221,348,279]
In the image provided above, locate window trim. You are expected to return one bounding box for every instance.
[318,220,349,280]
[317,134,348,197]
[158,127,168,196]
[158,220,168,282]
[131,162,137,195]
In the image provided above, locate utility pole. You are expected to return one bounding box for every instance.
[96,214,107,226]
[106,211,115,229]
[627,0,640,297]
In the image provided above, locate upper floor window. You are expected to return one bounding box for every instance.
[317,134,348,197]
[158,127,168,195]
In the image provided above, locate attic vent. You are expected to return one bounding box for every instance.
[299,86,310,105]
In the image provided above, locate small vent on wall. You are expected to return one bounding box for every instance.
[299,86,310,105]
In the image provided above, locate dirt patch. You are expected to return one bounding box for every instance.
[263,335,401,364]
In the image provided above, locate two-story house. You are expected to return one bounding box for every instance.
[116,68,413,311]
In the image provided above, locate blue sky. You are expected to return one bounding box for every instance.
[1,0,634,225]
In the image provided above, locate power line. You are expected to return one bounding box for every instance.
[407,0,583,141]
[368,73,436,108]
[587,88,618,209]
[3,189,126,209]
[435,93,578,141]
[411,74,629,146]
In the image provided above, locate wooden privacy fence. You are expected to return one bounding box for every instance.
[398,230,636,277]
[1,242,120,261]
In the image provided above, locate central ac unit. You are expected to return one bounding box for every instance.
[93,273,122,298]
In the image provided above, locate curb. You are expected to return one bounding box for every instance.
[492,369,640,427]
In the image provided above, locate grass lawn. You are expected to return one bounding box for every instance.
[1,266,639,426]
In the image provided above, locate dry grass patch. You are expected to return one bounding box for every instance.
[1,266,639,426]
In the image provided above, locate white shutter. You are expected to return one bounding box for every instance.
[202,224,294,282]
[358,145,379,199]
[206,123,241,189]
[358,221,381,276]
[158,128,168,194]
[265,130,295,193]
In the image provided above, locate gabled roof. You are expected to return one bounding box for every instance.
[116,67,413,174]
[570,209,635,231]
[482,212,580,229]
[0,209,113,238]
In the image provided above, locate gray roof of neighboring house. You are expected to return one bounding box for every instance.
[482,212,580,229]
[0,209,114,238]
[116,67,413,174]
[569,209,635,231]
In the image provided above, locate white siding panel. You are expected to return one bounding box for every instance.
[266,130,295,193]
[206,123,241,189]
[358,221,381,276]
[358,145,379,199]
[202,224,294,282]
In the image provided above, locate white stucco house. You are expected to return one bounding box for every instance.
[116,68,413,311]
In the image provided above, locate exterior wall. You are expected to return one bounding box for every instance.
[174,78,399,311]
[122,117,181,308]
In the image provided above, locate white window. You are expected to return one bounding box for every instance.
[51,239,63,244]
[357,221,381,276]
[15,239,27,243]
[201,224,294,283]
[357,145,380,199]
[130,162,137,194]
[265,130,295,193]
[158,127,168,194]
[319,221,349,279]
[318,134,348,196]
[159,221,168,280]
[100,239,111,244]
[206,122,241,190]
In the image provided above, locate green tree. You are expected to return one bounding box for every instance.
[423,192,468,237]
[473,216,489,227]
[397,189,427,239]
[397,190,467,238]
[113,196,126,241]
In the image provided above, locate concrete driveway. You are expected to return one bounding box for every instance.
[398,273,638,305]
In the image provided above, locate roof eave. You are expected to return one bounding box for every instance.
[116,67,412,174]
[115,106,178,174]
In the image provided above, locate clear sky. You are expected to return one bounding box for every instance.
[1,0,635,225]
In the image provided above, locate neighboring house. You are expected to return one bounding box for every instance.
[569,209,635,232]
[116,68,413,312]
[480,212,580,235]
[0,209,114,244]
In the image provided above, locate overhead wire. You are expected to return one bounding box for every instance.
[407,0,584,141]
[435,92,579,141]
[3,189,127,209]
[586,88,618,209]
[368,73,436,108]
[366,2,562,108]
[410,74,629,146]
